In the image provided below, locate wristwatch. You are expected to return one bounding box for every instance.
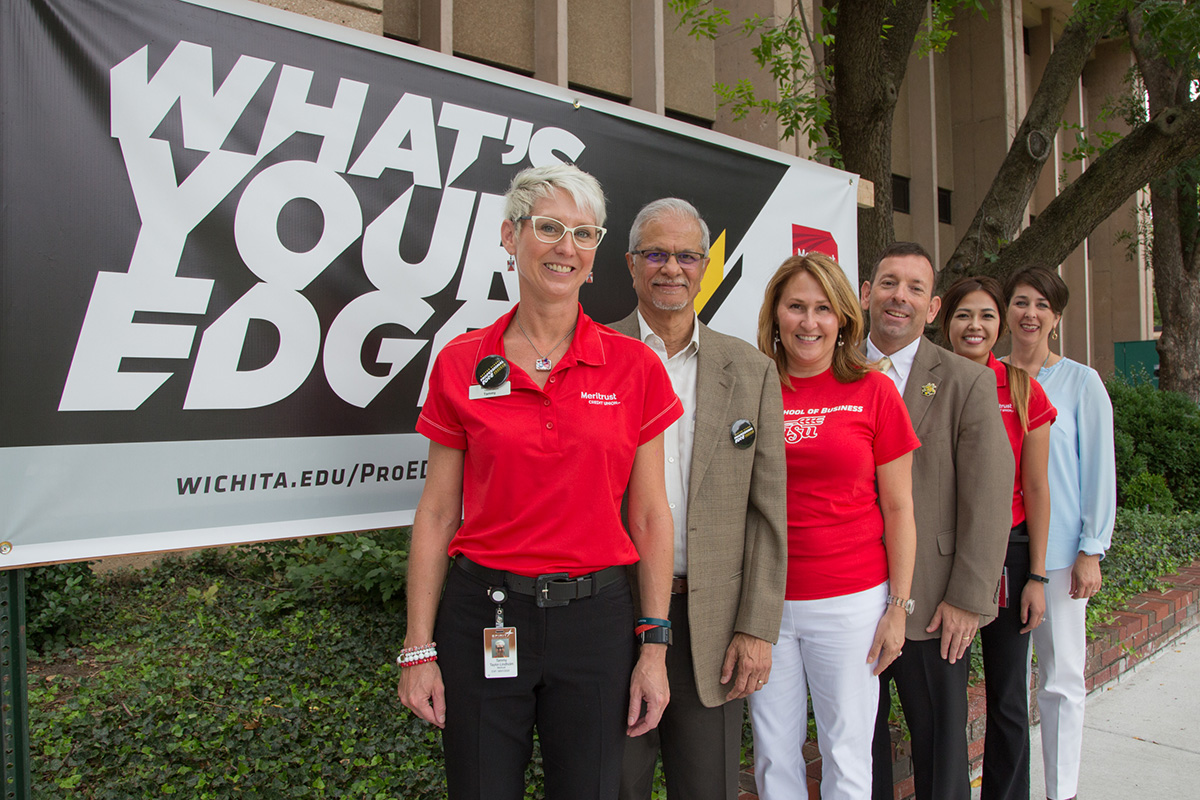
[637,626,672,645]
[886,594,915,616]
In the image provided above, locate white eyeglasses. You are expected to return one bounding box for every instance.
[517,216,607,249]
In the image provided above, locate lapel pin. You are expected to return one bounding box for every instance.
[730,419,756,449]
[921,382,937,397]
[476,354,510,388]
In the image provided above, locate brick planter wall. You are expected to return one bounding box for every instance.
[737,559,1200,800]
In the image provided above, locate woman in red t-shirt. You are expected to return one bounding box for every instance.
[940,276,1056,800]
[748,253,918,800]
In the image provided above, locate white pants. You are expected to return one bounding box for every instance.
[749,583,886,800]
[1030,567,1088,800]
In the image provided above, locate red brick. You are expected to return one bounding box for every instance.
[1133,629,1149,647]
[807,776,820,800]
[967,691,987,720]
[1148,621,1164,640]
[894,775,916,800]
[1163,588,1194,605]
[1142,599,1171,622]
[968,737,985,761]
[1101,646,1121,667]
[1110,612,1145,638]
[969,713,986,740]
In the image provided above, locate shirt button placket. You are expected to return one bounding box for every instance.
[541,382,559,447]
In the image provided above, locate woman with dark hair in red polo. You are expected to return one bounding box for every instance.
[940,275,1056,800]
[397,163,682,800]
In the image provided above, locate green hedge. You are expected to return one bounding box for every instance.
[1107,376,1200,512]
[24,561,103,653]
[29,551,448,800]
[1087,509,1200,631]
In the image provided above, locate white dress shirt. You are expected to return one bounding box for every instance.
[637,310,700,576]
[866,334,922,397]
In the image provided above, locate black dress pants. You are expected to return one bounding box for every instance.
[979,537,1033,800]
[872,637,972,800]
[435,563,636,800]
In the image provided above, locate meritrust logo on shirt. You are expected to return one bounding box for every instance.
[581,391,621,407]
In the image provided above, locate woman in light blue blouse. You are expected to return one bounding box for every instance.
[1003,267,1116,800]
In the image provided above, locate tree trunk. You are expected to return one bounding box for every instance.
[1126,5,1200,399]
[1147,174,1200,400]
[834,0,929,271]
[939,12,1114,292]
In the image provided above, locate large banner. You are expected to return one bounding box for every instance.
[0,0,859,568]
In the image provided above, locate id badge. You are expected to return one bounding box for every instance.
[484,627,518,678]
[998,566,1010,609]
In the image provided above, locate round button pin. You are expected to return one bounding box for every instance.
[475,355,510,388]
[488,587,508,604]
[730,419,756,449]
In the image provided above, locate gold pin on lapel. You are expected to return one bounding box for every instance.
[921,383,937,397]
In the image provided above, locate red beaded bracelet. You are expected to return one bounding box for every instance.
[397,643,438,667]
[398,654,438,668]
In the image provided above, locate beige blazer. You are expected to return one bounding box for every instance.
[611,313,787,707]
[901,337,1015,640]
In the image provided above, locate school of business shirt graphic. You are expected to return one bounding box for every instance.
[784,414,826,443]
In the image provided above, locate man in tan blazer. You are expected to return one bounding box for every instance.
[612,199,786,800]
[861,242,1014,800]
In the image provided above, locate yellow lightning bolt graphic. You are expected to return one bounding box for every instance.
[695,229,726,314]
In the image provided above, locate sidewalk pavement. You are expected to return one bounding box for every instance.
[978,631,1199,799]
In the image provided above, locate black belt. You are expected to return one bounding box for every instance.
[455,556,625,608]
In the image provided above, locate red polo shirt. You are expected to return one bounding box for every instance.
[988,353,1056,527]
[417,304,683,577]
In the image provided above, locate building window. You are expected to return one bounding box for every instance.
[892,175,911,215]
[665,108,714,130]
[938,187,952,225]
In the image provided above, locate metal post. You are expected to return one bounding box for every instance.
[0,569,30,800]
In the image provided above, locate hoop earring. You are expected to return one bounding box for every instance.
[1051,327,1059,341]
[507,255,515,272]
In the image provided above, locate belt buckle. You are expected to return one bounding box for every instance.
[535,572,571,608]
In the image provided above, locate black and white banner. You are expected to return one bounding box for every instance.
[0,0,859,567]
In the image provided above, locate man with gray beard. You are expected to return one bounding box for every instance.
[610,198,787,800]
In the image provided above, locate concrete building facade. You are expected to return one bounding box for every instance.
[249,0,1154,377]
